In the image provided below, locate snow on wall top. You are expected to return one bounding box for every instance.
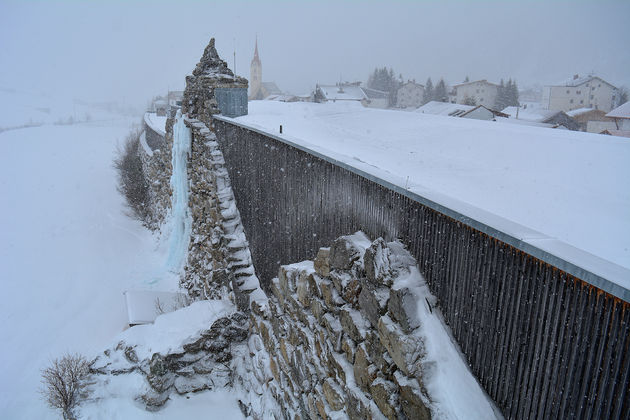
[144,112,167,136]
[217,101,630,296]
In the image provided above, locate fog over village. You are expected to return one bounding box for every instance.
[1,1,629,419]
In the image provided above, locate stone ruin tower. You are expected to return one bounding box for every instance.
[181,38,248,127]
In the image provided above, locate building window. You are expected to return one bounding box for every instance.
[570,99,574,104]
[566,89,570,94]
[576,90,581,94]
[590,95,594,100]
[580,100,584,104]
[586,83,589,87]
[599,84,601,87]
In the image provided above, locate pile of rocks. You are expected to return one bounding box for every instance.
[91,312,249,411]
[248,232,432,419]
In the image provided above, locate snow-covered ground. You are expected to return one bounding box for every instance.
[231,101,630,275]
[0,110,242,418]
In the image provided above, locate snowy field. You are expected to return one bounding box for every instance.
[232,101,630,276]
[0,113,242,418]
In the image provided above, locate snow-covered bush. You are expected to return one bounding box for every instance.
[113,127,151,226]
[40,353,91,420]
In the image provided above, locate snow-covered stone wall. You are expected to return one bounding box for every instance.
[139,119,173,230]
[246,233,434,419]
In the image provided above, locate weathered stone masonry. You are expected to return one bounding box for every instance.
[248,234,433,419]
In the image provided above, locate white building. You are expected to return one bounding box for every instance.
[542,75,618,113]
[451,80,499,107]
[397,81,424,108]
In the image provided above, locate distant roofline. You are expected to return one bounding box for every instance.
[545,75,617,89]
[452,79,499,88]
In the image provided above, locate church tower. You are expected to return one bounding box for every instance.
[249,38,262,100]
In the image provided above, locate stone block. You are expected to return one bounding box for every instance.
[339,306,367,342]
[370,377,399,420]
[342,278,362,307]
[388,287,421,333]
[394,371,432,420]
[358,282,389,328]
[322,314,343,351]
[320,279,344,309]
[346,389,372,420]
[353,344,376,392]
[296,271,311,306]
[314,247,331,277]
[364,237,394,286]
[377,315,424,376]
[278,265,298,294]
[322,378,345,411]
[329,236,362,270]
[310,298,326,323]
[341,335,356,364]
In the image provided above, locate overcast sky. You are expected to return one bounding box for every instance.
[1,0,629,108]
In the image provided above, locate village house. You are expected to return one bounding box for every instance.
[566,107,614,132]
[417,101,508,121]
[502,106,579,130]
[542,74,618,113]
[313,83,388,109]
[451,79,499,107]
[396,80,425,108]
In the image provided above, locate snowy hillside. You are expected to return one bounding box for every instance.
[232,101,630,272]
[0,111,242,418]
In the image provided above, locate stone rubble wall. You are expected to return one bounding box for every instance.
[91,312,251,411]
[246,232,432,420]
[139,118,174,230]
[180,117,263,309]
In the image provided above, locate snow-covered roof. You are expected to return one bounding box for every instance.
[452,79,498,88]
[606,101,630,119]
[550,75,617,89]
[262,82,282,95]
[416,101,474,116]
[399,81,424,89]
[566,107,600,117]
[501,106,561,122]
[362,87,388,100]
[318,85,367,101]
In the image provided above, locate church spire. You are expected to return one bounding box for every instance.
[252,36,261,64]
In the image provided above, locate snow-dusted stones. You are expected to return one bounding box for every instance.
[92,311,250,411]
[245,232,432,419]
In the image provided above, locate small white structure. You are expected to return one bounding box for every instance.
[123,290,188,326]
[315,84,367,102]
[542,74,618,112]
[417,101,474,116]
[451,80,499,107]
[417,101,505,121]
[397,81,425,108]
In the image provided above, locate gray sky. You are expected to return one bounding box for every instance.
[1,0,629,108]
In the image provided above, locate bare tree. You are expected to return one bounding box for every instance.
[113,127,152,226]
[40,354,91,420]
